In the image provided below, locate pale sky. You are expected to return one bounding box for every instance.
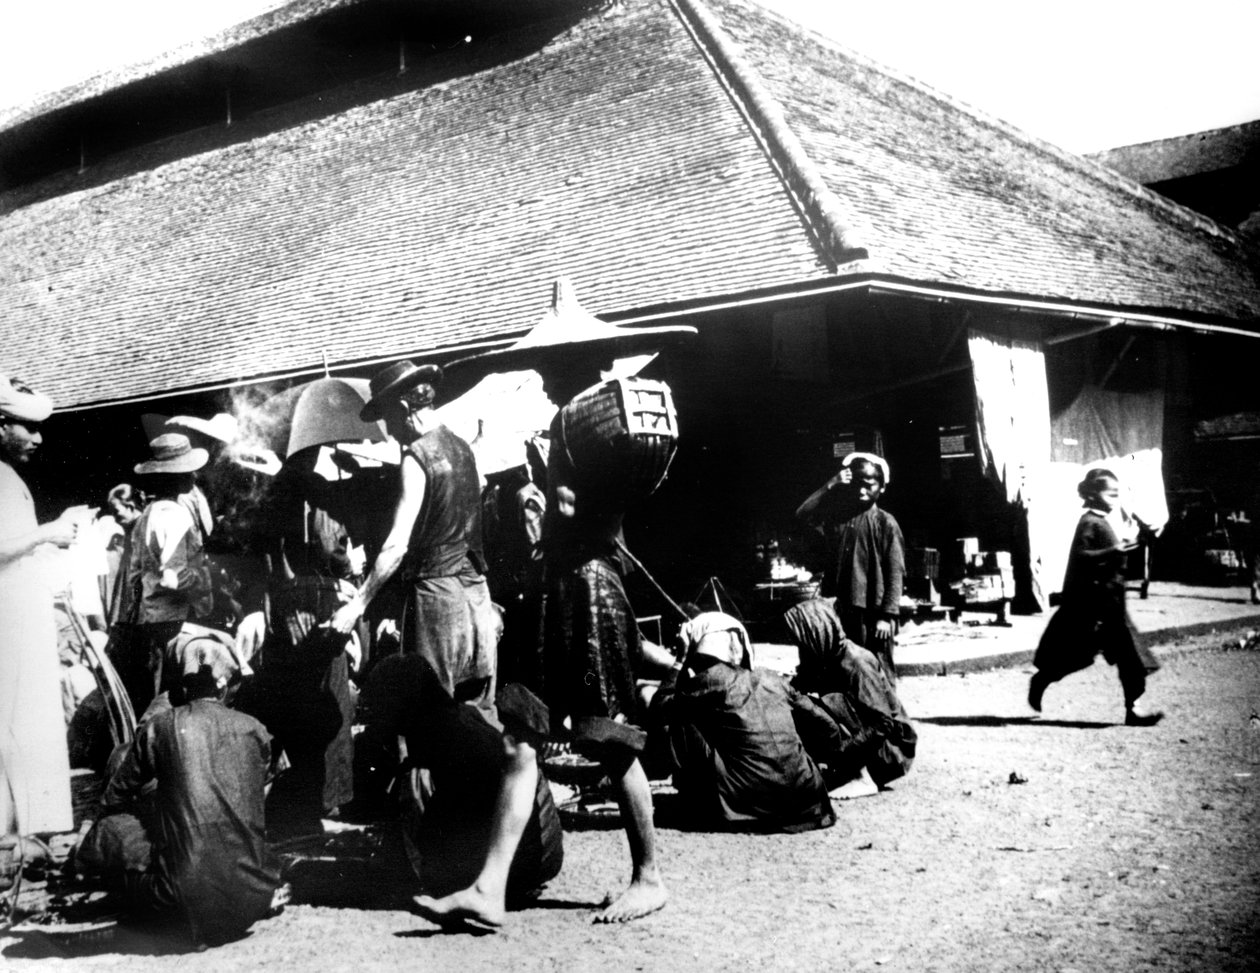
[1,0,1258,154]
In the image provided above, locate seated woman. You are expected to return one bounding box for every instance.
[777,598,917,793]
[644,612,837,833]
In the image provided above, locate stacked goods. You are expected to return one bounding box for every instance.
[948,540,1015,605]
[1201,528,1243,572]
[984,550,1016,598]
[951,573,1015,604]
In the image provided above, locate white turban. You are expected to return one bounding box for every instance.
[842,451,890,486]
[0,375,53,423]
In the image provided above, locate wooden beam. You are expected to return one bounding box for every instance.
[1099,335,1136,388]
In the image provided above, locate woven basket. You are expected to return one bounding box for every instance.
[555,378,679,506]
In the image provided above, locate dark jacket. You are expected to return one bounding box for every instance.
[648,660,835,833]
[99,698,279,944]
[825,505,905,619]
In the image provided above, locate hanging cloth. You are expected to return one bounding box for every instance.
[968,328,1053,608]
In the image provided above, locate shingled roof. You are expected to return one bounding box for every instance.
[707,0,1260,318]
[2,0,1258,409]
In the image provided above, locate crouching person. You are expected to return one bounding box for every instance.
[779,598,917,796]
[75,637,282,948]
[361,656,563,932]
[643,612,836,833]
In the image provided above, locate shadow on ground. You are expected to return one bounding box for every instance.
[915,715,1115,729]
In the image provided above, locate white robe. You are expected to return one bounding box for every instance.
[0,461,73,835]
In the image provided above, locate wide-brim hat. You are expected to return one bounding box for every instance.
[446,279,696,381]
[166,412,238,446]
[134,432,209,475]
[0,376,53,423]
[360,361,444,422]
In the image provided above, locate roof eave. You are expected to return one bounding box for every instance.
[610,272,1260,340]
[52,271,1257,414]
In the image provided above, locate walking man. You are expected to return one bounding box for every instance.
[330,361,498,714]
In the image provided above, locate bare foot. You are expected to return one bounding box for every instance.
[412,887,505,932]
[829,766,880,800]
[268,882,292,918]
[592,876,668,924]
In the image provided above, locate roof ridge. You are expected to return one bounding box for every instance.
[727,0,1246,251]
[0,0,358,134]
[667,0,867,271]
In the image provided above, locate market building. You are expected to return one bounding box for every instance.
[3,0,1259,619]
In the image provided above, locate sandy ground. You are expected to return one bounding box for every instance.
[4,632,1258,972]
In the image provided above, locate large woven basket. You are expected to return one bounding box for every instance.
[555,378,679,506]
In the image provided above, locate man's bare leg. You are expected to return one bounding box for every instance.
[594,755,667,924]
[411,738,537,931]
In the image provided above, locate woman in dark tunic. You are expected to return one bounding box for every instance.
[1029,468,1163,725]
[779,598,917,789]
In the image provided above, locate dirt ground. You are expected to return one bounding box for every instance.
[4,631,1258,972]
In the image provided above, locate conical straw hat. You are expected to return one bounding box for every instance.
[447,279,695,379]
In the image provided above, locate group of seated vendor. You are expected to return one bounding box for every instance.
[643,600,916,834]
[71,594,911,945]
[73,628,568,948]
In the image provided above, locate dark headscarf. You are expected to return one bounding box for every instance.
[780,597,916,784]
[780,598,848,687]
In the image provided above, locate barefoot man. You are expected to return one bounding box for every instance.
[416,280,693,926]
[329,360,498,718]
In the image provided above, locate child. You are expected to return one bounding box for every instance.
[1028,468,1162,726]
[796,452,905,683]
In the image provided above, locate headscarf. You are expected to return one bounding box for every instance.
[680,611,753,669]
[780,598,847,661]
[172,625,244,695]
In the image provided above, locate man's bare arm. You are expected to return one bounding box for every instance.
[329,455,427,633]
